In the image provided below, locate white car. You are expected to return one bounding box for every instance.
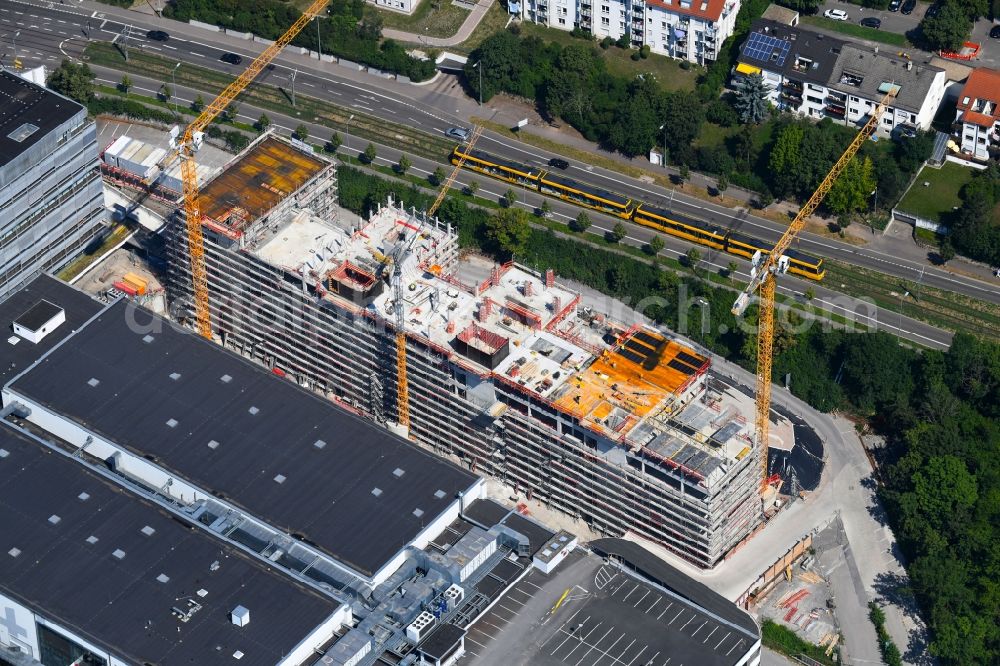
[824,8,849,20]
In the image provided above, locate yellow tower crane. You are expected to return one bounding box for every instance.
[732,90,895,494]
[175,0,329,338]
[393,126,483,429]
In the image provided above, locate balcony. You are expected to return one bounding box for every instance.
[581,9,591,16]
[780,92,802,105]
[782,80,803,92]
[825,104,846,117]
[633,3,644,11]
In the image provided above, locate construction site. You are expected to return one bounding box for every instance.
[160,131,787,569]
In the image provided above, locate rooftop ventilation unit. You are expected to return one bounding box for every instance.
[406,610,436,642]
[230,605,250,627]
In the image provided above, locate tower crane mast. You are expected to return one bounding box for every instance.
[175,0,330,338]
[394,127,483,429]
[732,91,895,494]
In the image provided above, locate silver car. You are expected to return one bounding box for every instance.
[446,127,471,141]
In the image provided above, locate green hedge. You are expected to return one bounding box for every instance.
[88,97,176,124]
[762,620,837,666]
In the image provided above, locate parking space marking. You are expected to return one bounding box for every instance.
[611,580,630,596]
[564,623,608,660]
[727,639,746,656]
[626,645,647,666]
[715,631,731,650]
[657,601,672,620]
[703,625,719,644]
[645,597,659,615]
[466,635,488,649]
[621,584,639,602]
[690,620,707,638]
[669,609,684,625]
[498,602,521,614]
[680,615,695,632]
[632,590,650,608]
[568,626,613,661]
[522,580,542,590]
[481,619,506,631]
[548,613,589,653]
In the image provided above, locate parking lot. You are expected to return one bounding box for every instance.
[468,550,759,666]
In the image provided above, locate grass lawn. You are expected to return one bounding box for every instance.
[369,0,471,39]
[451,0,511,53]
[521,23,698,91]
[897,162,974,222]
[696,121,736,148]
[801,16,910,47]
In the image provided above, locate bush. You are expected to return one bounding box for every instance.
[680,60,692,70]
[705,99,738,127]
[88,96,174,123]
[600,36,614,49]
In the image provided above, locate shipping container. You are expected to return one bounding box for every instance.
[113,281,138,297]
[103,136,132,168]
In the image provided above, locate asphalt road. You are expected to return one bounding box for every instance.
[0,0,985,348]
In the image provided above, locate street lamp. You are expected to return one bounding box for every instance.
[171,62,181,117]
[346,113,355,157]
[472,60,482,107]
[9,31,20,69]
[658,123,667,169]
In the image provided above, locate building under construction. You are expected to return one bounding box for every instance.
[166,134,764,568]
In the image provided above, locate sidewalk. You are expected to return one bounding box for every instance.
[382,0,495,47]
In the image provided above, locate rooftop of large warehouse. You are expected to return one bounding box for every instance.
[0,422,338,666]
[7,299,480,578]
[0,274,103,385]
[0,71,83,168]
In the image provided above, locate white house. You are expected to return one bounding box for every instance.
[954,67,1000,160]
[733,20,948,137]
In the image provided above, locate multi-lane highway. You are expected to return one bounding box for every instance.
[0,0,992,349]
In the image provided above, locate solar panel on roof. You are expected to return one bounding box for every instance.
[744,32,791,67]
[617,348,646,365]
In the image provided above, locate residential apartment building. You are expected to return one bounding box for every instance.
[733,20,948,136]
[954,67,1000,160]
[521,0,741,64]
[0,71,105,299]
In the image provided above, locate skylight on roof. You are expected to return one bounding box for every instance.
[157,573,171,583]
[248,406,259,415]
[313,439,327,450]
[413,508,424,518]
[8,547,21,558]
[142,334,155,344]
[86,535,99,544]
[112,548,126,560]
[7,123,39,143]
[87,378,100,387]
[221,374,233,383]
[141,525,156,537]
[166,418,178,428]
[393,468,405,478]
[274,474,286,484]
[78,492,90,501]
[48,514,61,525]
[0,449,8,458]
[372,487,383,497]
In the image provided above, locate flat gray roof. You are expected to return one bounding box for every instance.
[0,422,337,666]
[8,299,480,577]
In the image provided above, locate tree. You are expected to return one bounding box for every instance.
[397,153,411,174]
[294,123,309,141]
[727,261,739,278]
[769,122,804,198]
[538,199,552,218]
[920,2,971,52]
[364,142,378,164]
[485,208,532,257]
[939,239,956,263]
[733,73,770,125]
[257,113,271,133]
[570,211,591,232]
[192,94,205,112]
[685,248,702,273]
[716,173,729,199]
[826,156,876,216]
[224,103,239,122]
[678,164,690,188]
[647,235,665,255]
[160,84,172,104]
[119,74,132,93]
[661,91,704,157]
[465,179,479,196]
[327,131,342,153]
[805,286,815,301]
[431,166,446,185]
[610,222,627,242]
[47,61,94,104]
[504,188,518,208]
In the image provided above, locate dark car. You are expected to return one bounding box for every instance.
[901,0,916,13]
[220,52,243,65]
[548,157,570,170]
[146,30,169,41]
[991,24,1000,38]
[925,3,940,18]
[860,17,881,28]
[888,0,901,11]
